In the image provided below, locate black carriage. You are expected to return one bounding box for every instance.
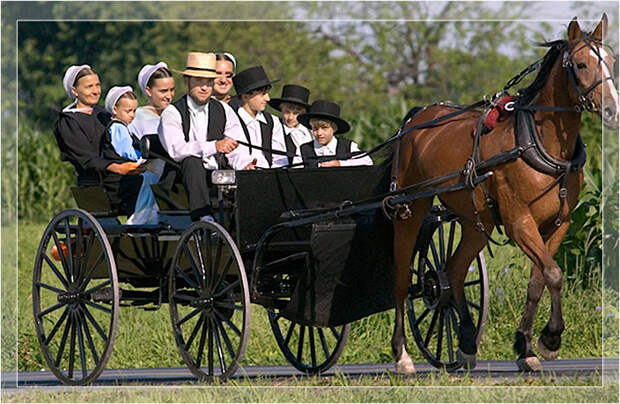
[33,147,489,385]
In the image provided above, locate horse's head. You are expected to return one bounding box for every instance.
[565,14,618,128]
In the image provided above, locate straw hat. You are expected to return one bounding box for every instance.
[173,52,222,79]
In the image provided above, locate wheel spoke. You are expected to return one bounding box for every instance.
[446,307,456,363]
[212,316,227,374]
[183,314,204,352]
[78,250,105,291]
[215,316,236,359]
[83,300,112,314]
[296,325,305,362]
[175,266,199,289]
[438,223,445,264]
[284,320,296,346]
[68,313,77,379]
[215,301,243,311]
[466,300,480,311]
[446,221,456,257]
[74,218,85,281]
[173,293,198,303]
[464,279,481,288]
[309,327,317,368]
[78,309,100,364]
[212,256,233,296]
[42,254,69,289]
[317,328,330,358]
[52,231,72,284]
[176,308,201,327]
[79,304,107,341]
[214,278,239,298]
[36,282,66,295]
[191,233,207,287]
[64,218,75,283]
[414,307,432,327]
[54,312,72,367]
[44,307,70,345]
[183,244,203,288]
[195,315,208,370]
[424,309,439,348]
[213,309,241,337]
[429,241,441,272]
[208,240,223,292]
[78,232,95,281]
[84,279,111,295]
[75,311,88,378]
[436,310,445,360]
[38,302,66,318]
[424,257,436,272]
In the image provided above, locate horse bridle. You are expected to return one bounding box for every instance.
[562,37,617,112]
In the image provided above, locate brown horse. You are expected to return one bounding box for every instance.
[391,15,618,373]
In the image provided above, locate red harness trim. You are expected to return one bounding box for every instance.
[484,95,515,130]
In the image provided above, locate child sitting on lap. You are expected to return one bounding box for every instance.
[104,86,159,225]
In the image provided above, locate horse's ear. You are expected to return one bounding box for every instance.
[567,17,581,42]
[592,13,608,41]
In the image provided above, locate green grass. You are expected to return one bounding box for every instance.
[2,377,618,403]
[13,221,607,374]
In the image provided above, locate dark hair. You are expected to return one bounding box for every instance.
[245,84,272,96]
[117,91,137,104]
[216,53,235,65]
[146,67,173,88]
[73,67,96,86]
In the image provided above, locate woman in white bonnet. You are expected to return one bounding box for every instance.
[128,62,175,139]
[53,64,144,215]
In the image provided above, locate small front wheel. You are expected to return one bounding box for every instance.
[169,221,250,382]
[268,309,350,374]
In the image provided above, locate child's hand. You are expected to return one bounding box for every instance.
[107,162,145,175]
[318,160,340,167]
[243,158,257,170]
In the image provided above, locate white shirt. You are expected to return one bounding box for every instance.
[283,124,313,167]
[158,96,252,170]
[237,107,288,169]
[313,137,373,167]
[127,106,165,176]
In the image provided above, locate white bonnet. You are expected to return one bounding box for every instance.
[62,64,92,99]
[137,61,169,95]
[104,86,134,114]
[222,52,237,71]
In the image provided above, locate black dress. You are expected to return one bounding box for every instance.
[53,105,142,215]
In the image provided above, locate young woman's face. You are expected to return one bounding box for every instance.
[311,122,335,145]
[146,76,175,111]
[213,60,234,98]
[281,103,305,128]
[114,97,138,125]
[72,74,101,106]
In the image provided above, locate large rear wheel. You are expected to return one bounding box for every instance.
[33,209,119,385]
[169,221,250,381]
[406,208,489,371]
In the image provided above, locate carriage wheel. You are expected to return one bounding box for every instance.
[33,209,119,385]
[406,212,489,371]
[169,221,250,382]
[268,309,350,374]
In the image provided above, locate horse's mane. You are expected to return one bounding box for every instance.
[517,39,567,105]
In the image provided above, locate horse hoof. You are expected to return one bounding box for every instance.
[456,349,477,370]
[536,337,560,361]
[394,359,416,374]
[516,356,542,372]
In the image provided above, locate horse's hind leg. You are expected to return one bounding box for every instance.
[445,220,491,369]
[505,214,567,372]
[392,198,432,374]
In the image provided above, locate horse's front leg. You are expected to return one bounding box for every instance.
[446,221,490,369]
[392,199,431,374]
[505,214,567,372]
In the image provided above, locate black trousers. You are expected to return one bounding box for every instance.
[92,173,142,216]
[159,157,213,221]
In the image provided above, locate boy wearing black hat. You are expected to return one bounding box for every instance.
[298,100,373,168]
[232,66,288,169]
[268,84,313,166]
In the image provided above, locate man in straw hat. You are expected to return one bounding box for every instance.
[268,84,313,166]
[158,52,255,222]
[297,100,373,168]
[232,65,288,168]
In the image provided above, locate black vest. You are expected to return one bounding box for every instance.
[235,109,276,167]
[300,138,352,168]
[281,118,297,165]
[172,95,229,168]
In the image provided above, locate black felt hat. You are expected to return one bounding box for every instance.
[297,100,351,134]
[233,65,279,95]
[268,84,311,111]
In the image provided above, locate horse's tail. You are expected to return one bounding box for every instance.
[400,106,424,128]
